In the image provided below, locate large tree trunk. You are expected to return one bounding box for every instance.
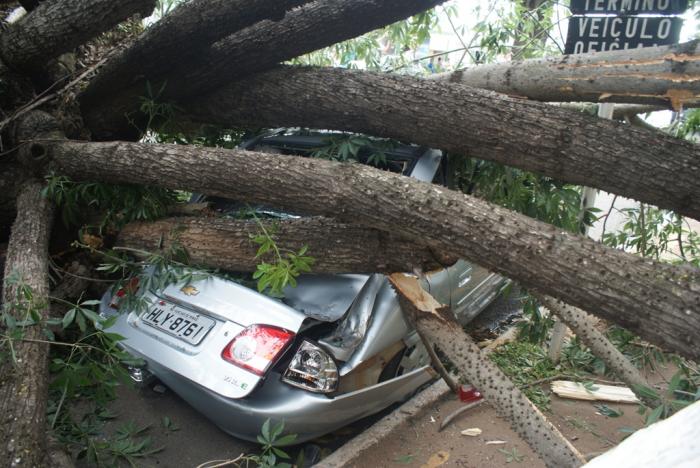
[79,0,310,109]
[182,66,700,221]
[0,180,54,468]
[80,0,447,140]
[432,40,700,109]
[117,216,457,274]
[388,273,586,468]
[44,140,700,360]
[0,0,155,73]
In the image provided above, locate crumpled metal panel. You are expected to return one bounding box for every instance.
[318,274,384,361]
[281,274,369,322]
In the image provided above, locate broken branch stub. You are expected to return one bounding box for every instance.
[388,273,586,468]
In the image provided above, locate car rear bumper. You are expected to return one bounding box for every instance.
[130,347,434,444]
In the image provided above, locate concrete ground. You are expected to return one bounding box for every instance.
[323,365,676,468]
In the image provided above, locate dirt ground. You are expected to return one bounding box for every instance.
[348,366,674,468]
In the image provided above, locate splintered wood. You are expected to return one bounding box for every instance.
[551,381,640,403]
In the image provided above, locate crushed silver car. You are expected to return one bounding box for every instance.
[99,133,508,443]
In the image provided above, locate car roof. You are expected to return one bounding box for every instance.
[239,133,430,176]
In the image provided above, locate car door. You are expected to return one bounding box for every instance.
[448,260,506,325]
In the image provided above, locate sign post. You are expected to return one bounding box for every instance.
[565,0,688,54]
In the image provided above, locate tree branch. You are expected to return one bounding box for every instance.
[182,66,700,221]
[0,179,54,467]
[117,215,457,274]
[0,0,156,72]
[80,0,310,108]
[81,0,448,140]
[44,139,700,360]
[388,273,586,467]
[431,40,700,109]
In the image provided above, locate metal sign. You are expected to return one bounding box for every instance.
[570,0,688,15]
[564,15,683,53]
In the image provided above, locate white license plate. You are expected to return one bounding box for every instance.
[141,302,215,345]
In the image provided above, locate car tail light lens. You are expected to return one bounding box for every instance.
[222,325,294,376]
[109,277,140,309]
[282,341,338,393]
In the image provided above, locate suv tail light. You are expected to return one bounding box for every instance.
[222,325,294,376]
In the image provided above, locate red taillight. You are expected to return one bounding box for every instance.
[109,277,140,309]
[222,325,294,376]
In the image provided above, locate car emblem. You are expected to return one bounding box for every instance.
[180,285,199,296]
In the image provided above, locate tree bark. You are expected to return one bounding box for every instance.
[431,41,700,110]
[81,0,447,140]
[117,216,457,274]
[0,0,155,73]
[537,295,653,405]
[79,0,310,110]
[182,66,700,221]
[44,140,700,360]
[388,273,586,468]
[0,179,54,468]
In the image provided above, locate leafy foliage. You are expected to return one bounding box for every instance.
[43,174,176,231]
[250,217,314,297]
[602,205,700,267]
[293,11,438,71]
[253,419,297,468]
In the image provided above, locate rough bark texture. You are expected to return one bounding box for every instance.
[45,140,700,359]
[0,0,155,72]
[117,216,456,274]
[388,273,586,468]
[80,0,309,109]
[538,295,653,404]
[0,180,54,468]
[81,0,447,140]
[182,66,700,221]
[431,41,700,109]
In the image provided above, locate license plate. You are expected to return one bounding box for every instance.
[141,302,215,345]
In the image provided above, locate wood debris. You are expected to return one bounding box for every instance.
[551,380,640,403]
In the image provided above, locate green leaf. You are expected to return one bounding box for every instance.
[646,404,664,425]
[62,308,76,329]
[261,419,271,443]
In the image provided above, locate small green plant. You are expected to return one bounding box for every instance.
[498,447,524,463]
[254,419,297,468]
[594,404,624,418]
[634,369,700,426]
[250,217,314,297]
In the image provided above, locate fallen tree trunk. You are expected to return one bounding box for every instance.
[388,273,586,467]
[430,41,700,109]
[80,0,310,108]
[45,140,700,360]
[182,66,700,221]
[117,216,456,274]
[0,0,155,73]
[0,179,54,467]
[81,0,447,140]
[537,295,653,405]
